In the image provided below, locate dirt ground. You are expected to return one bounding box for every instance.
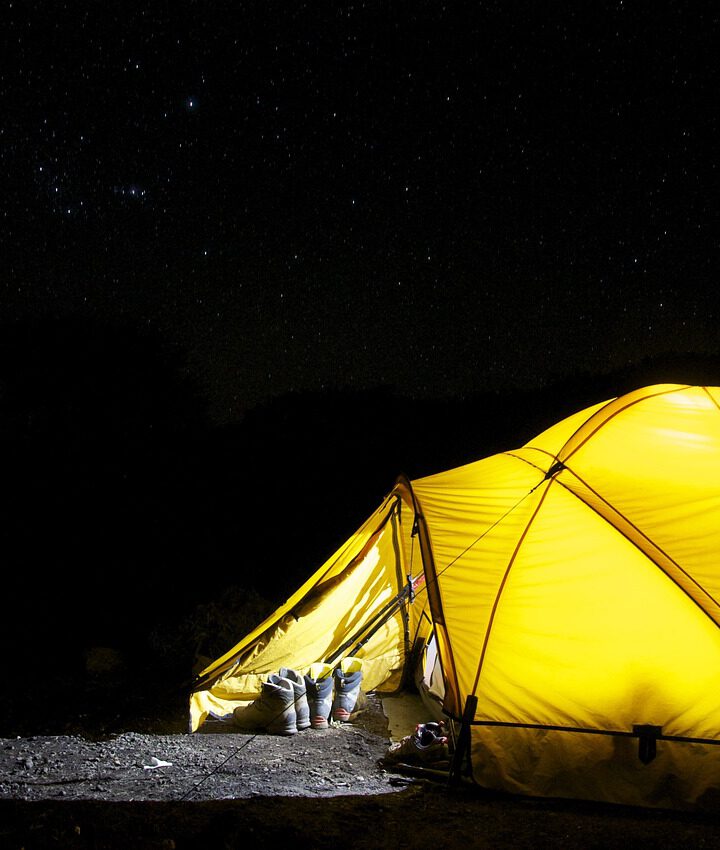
[5,691,720,850]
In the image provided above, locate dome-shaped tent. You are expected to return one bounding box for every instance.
[191,384,720,808]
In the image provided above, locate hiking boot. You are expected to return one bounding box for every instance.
[278,667,310,731]
[331,656,363,723]
[415,721,447,745]
[382,727,450,765]
[304,662,334,729]
[232,674,298,735]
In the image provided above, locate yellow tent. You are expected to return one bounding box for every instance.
[191,384,720,808]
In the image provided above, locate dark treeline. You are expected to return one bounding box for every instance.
[3,316,720,674]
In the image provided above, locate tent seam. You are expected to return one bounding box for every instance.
[470,479,554,697]
[559,385,691,464]
[554,470,720,627]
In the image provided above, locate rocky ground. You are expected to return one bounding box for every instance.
[0,694,398,805]
[4,682,720,848]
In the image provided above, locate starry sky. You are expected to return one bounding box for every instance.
[2,3,717,424]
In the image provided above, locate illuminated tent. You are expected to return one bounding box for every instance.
[191,384,720,809]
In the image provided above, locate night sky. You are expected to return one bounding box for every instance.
[3,3,717,425]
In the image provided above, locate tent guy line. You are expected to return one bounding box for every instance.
[178,737,255,802]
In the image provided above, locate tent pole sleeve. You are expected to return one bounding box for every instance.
[395,473,463,717]
[391,498,413,661]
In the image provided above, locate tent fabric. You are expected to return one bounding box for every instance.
[190,384,720,808]
[190,494,432,732]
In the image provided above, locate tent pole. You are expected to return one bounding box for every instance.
[449,694,477,785]
[325,576,414,665]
